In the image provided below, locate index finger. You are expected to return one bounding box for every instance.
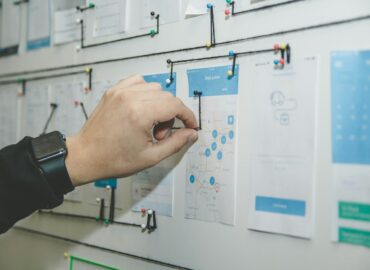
[149,98,198,129]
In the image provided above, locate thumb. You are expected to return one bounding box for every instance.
[149,128,198,162]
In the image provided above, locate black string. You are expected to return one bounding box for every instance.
[13,226,193,270]
[230,0,307,16]
[109,188,115,224]
[98,198,105,221]
[0,14,368,79]
[38,210,142,228]
[78,12,160,50]
[194,91,202,131]
[80,102,89,121]
[209,5,216,47]
[41,103,58,135]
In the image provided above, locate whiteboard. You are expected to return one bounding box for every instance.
[0,0,370,269]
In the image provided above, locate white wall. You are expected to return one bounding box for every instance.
[0,0,370,269]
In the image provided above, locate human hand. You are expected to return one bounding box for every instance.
[65,75,198,186]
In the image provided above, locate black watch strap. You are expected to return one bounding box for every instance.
[39,155,74,195]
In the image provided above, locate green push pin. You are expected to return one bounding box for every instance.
[104,219,110,225]
[95,216,100,222]
[226,0,232,3]
[88,3,95,8]
[149,29,156,36]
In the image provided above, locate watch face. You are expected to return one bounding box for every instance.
[31,131,66,161]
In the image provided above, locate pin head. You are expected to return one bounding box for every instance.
[226,0,232,3]
[166,78,172,85]
[147,209,153,215]
[207,3,213,9]
[166,59,172,64]
[85,67,91,73]
[279,58,285,65]
[150,11,155,16]
[227,70,233,77]
[225,9,231,16]
[149,29,156,36]
[76,18,82,24]
[75,44,81,51]
[273,59,279,65]
[280,43,286,50]
[273,43,280,51]
[63,252,69,258]
[88,3,95,8]
[228,50,235,57]
[206,41,212,49]
[74,100,80,107]
[141,224,147,229]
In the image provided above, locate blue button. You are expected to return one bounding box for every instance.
[189,175,195,184]
[229,130,234,139]
[212,130,218,138]
[255,196,306,216]
[228,115,234,125]
[205,148,211,157]
[211,142,217,150]
[217,151,223,160]
[209,176,215,186]
[221,135,227,144]
[95,178,117,189]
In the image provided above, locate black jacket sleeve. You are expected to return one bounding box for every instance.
[0,137,74,234]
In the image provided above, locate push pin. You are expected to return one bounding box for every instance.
[273,43,280,52]
[224,9,231,16]
[63,252,69,258]
[75,44,81,51]
[279,58,285,65]
[227,70,233,77]
[76,18,82,24]
[141,223,147,230]
[226,0,233,3]
[141,208,146,216]
[150,11,155,17]
[149,29,157,36]
[207,3,213,9]
[206,41,212,49]
[106,185,111,190]
[280,43,286,50]
[85,67,91,73]
[166,78,172,85]
[273,59,280,66]
[228,50,235,57]
[74,100,80,107]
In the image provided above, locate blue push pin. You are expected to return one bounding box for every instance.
[273,59,280,66]
[229,50,235,57]
[207,3,213,9]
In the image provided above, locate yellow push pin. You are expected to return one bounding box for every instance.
[227,70,233,77]
[63,252,69,258]
[85,67,91,73]
[280,43,286,50]
[206,41,212,49]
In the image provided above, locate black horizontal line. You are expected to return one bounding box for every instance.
[13,226,194,270]
[0,14,369,79]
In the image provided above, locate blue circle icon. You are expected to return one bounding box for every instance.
[189,175,195,183]
[221,135,227,144]
[205,148,211,157]
[211,142,217,151]
[209,176,215,186]
[217,151,223,160]
[212,130,218,138]
[229,130,234,139]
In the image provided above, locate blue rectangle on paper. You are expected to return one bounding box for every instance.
[331,51,370,164]
[144,73,176,96]
[95,178,117,189]
[187,65,239,97]
[255,196,306,217]
[27,37,51,51]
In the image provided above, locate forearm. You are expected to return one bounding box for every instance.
[0,137,74,234]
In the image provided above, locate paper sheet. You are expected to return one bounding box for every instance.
[130,73,178,216]
[247,56,318,238]
[185,65,238,225]
[0,0,20,55]
[0,85,18,149]
[88,0,127,38]
[24,84,50,137]
[331,51,370,248]
[132,160,175,217]
[52,82,86,136]
[54,9,81,45]
[27,0,51,50]
[139,0,181,28]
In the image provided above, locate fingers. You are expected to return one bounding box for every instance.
[117,74,145,88]
[146,98,198,129]
[147,128,198,162]
[153,119,175,141]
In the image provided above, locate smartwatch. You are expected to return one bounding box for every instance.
[31,131,74,194]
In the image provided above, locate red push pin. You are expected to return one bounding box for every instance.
[141,208,146,216]
[84,86,90,93]
[224,9,231,16]
[74,100,80,107]
[279,58,285,65]
[274,43,280,52]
